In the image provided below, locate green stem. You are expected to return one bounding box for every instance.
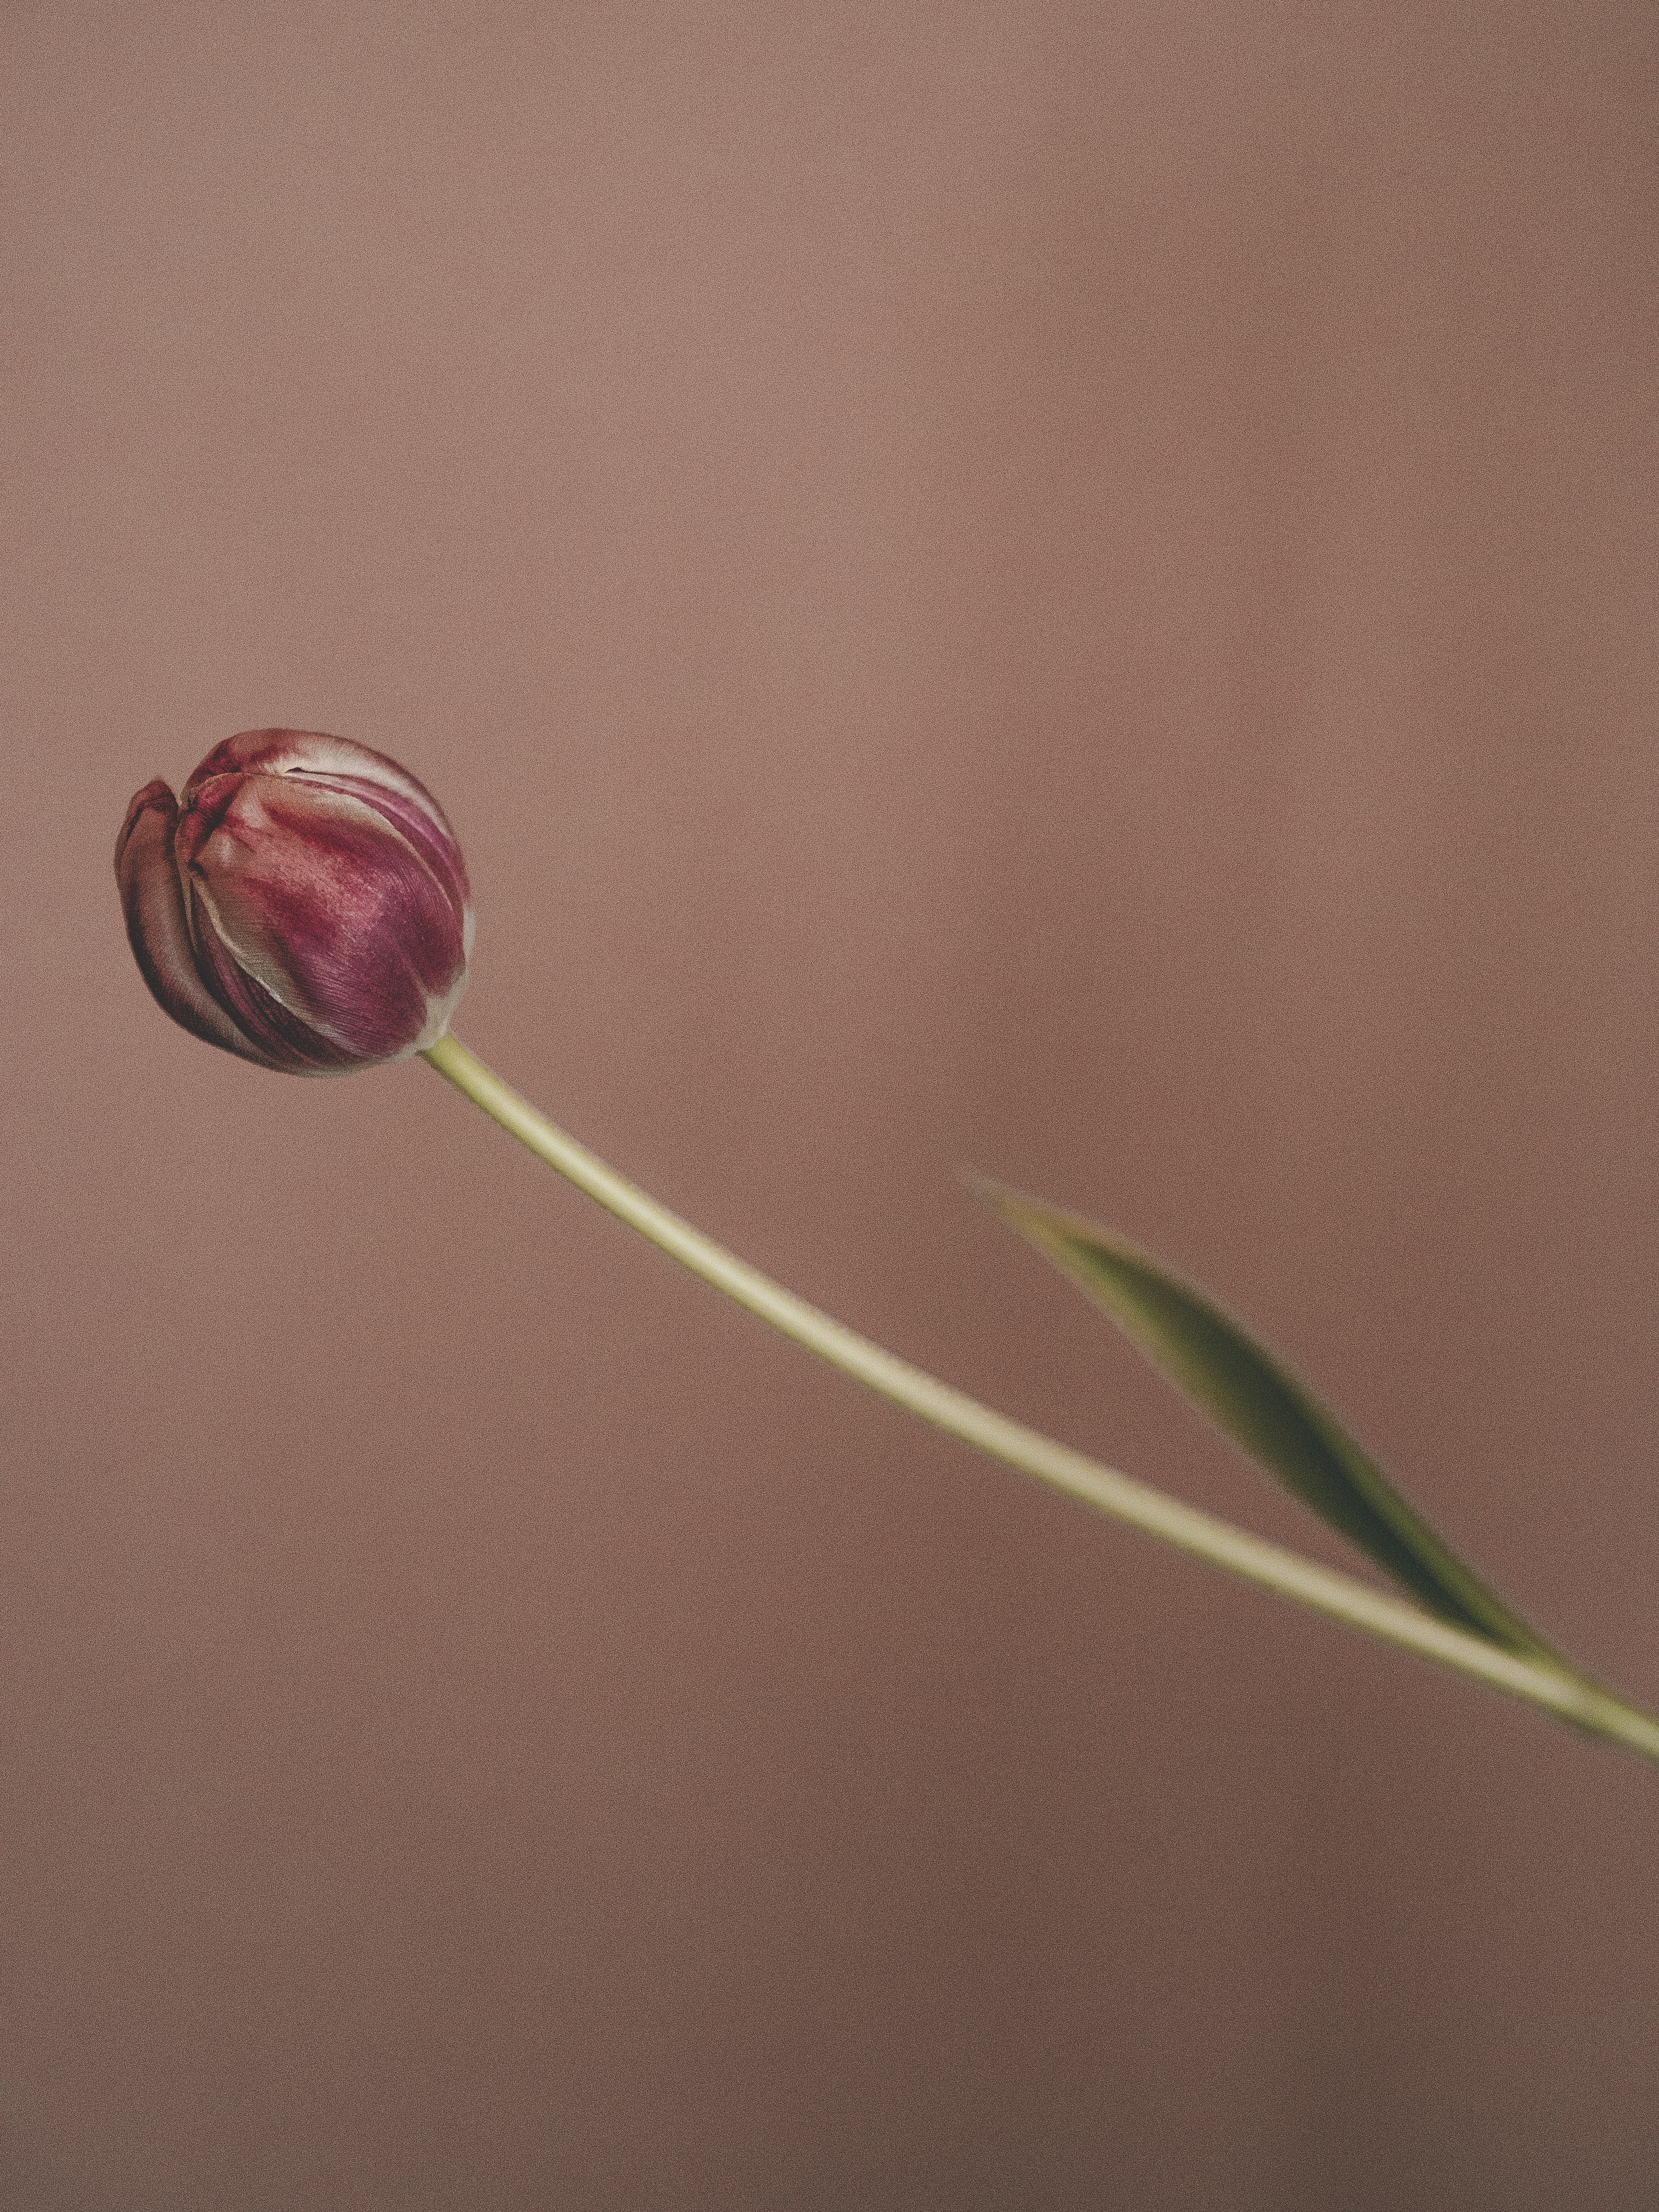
[421,1031,1659,1769]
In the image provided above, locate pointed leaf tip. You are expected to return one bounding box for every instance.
[970,1177,1559,1663]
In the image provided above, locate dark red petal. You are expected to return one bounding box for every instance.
[113,781,279,1067]
[282,770,470,938]
[181,728,472,950]
[185,732,465,866]
[187,910,368,1073]
[177,775,469,1063]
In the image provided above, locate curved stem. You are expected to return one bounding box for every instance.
[421,1032,1659,1769]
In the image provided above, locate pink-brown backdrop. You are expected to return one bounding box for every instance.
[5,3,1658,2205]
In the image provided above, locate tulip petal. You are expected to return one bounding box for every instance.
[188,733,467,893]
[177,772,469,1064]
[187,908,367,1072]
[114,781,278,1066]
[185,730,473,961]
[287,770,472,947]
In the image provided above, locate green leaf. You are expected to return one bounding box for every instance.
[971,1178,1559,1662]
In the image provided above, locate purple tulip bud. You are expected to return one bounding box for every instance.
[116,729,473,1074]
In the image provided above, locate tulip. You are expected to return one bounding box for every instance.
[116,728,472,1073]
[113,730,1659,1771]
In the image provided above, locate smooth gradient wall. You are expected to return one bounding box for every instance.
[5,4,1657,2206]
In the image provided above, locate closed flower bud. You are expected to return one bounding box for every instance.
[116,729,473,1074]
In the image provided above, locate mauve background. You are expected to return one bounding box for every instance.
[4,2,1657,2204]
